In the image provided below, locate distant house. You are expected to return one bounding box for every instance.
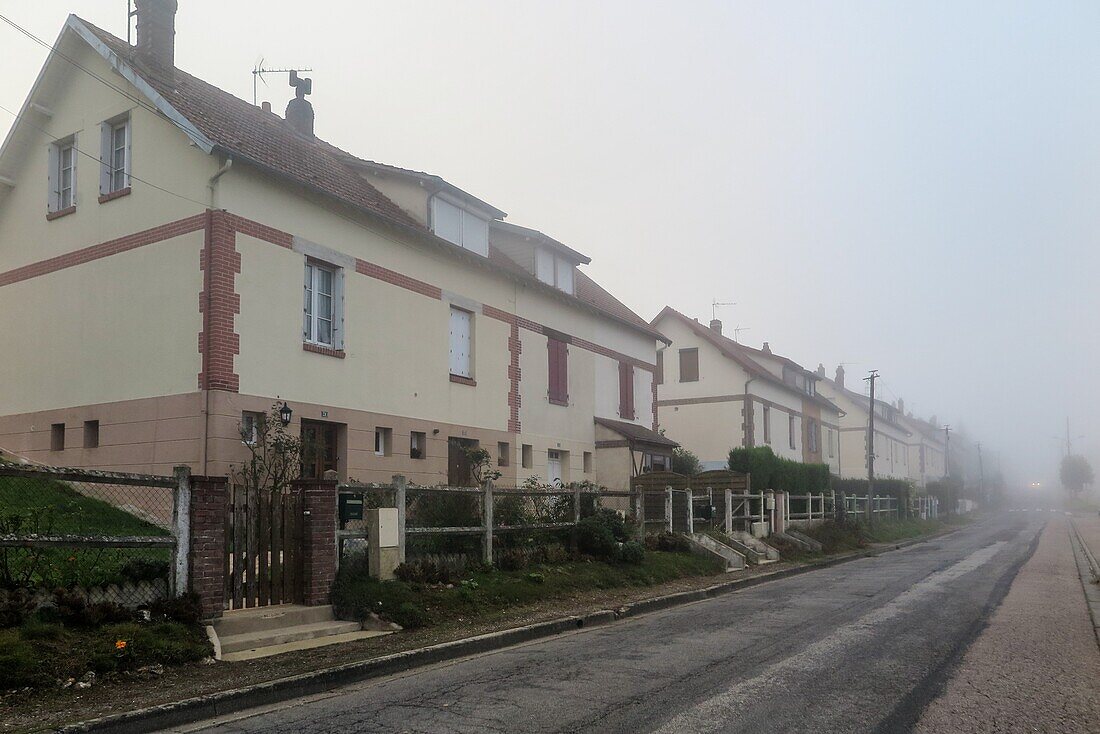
[650,307,842,474]
[815,367,912,481]
[897,410,947,488]
[0,6,670,489]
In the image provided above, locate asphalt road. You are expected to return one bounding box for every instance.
[180,513,1047,734]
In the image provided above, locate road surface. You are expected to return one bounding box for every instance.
[175,512,1094,733]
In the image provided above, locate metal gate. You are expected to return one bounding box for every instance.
[224,484,304,609]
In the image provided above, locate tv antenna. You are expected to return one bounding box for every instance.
[252,59,314,106]
[127,1,137,46]
[732,325,751,342]
[711,300,736,321]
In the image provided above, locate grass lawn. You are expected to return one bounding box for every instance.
[333,550,725,629]
[0,474,170,590]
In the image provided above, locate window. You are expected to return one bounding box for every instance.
[83,420,99,449]
[535,248,575,294]
[449,307,473,378]
[410,431,426,460]
[762,405,772,444]
[430,196,489,257]
[547,449,565,485]
[807,419,819,453]
[583,451,593,473]
[48,138,76,213]
[618,362,636,420]
[828,428,836,458]
[679,348,699,382]
[522,444,533,469]
[303,261,338,347]
[375,427,392,457]
[99,117,130,195]
[788,415,796,450]
[656,350,664,385]
[497,441,510,467]
[643,453,670,472]
[547,337,569,405]
[50,423,65,451]
[241,411,263,445]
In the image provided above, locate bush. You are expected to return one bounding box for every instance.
[729,446,829,494]
[393,602,430,629]
[149,593,204,625]
[118,558,170,584]
[576,516,619,560]
[40,589,132,627]
[647,532,692,554]
[0,589,36,629]
[394,558,463,585]
[619,541,645,565]
[497,548,531,572]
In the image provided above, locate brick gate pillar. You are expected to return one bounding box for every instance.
[296,471,338,606]
[188,475,228,619]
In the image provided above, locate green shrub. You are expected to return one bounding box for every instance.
[0,589,35,628]
[394,558,463,585]
[619,541,645,565]
[728,446,829,493]
[149,593,204,625]
[576,516,618,560]
[647,532,692,553]
[394,602,430,629]
[497,548,530,572]
[525,572,545,584]
[38,589,132,627]
[118,558,170,584]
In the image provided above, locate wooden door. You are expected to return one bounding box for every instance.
[301,420,338,479]
[224,484,304,609]
[447,437,476,486]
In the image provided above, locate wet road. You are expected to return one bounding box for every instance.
[178,514,1048,733]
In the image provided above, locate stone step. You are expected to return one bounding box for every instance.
[219,629,392,662]
[218,619,364,655]
[688,533,747,571]
[212,604,338,638]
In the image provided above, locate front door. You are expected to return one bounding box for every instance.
[547,450,563,486]
[447,437,477,486]
[301,420,338,479]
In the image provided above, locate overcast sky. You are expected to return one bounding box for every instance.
[3,1,1098,485]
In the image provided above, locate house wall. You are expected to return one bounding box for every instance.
[818,384,911,481]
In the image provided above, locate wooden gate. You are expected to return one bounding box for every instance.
[224,484,304,610]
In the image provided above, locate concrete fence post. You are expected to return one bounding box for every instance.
[724,488,733,535]
[482,480,494,566]
[171,465,191,597]
[665,486,673,533]
[573,483,582,526]
[633,490,645,540]
[686,489,695,535]
[393,474,407,563]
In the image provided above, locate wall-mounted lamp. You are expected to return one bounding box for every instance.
[279,401,293,426]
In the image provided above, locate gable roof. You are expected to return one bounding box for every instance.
[653,306,841,414]
[817,376,911,435]
[39,16,664,345]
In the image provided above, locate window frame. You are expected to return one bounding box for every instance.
[762,405,771,444]
[678,348,699,382]
[618,361,636,420]
[303,260,342,348]
[449,306,474,379]
[788,415,797,450]
[410,431,426,460]
[547,337,569,406]
[429,194,490,257]
[48,136,77,214]
[99,116,131,196]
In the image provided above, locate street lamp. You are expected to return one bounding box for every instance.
[279,401,293,426]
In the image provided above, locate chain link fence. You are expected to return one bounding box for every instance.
[0,463,186,609]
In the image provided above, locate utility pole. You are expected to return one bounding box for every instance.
[865,370,879,525]
[977,441,985,505]
[943,425,951,480]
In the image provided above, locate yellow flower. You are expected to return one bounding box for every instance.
[115,640,127,651]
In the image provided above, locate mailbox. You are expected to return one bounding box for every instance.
[339,494,364,523]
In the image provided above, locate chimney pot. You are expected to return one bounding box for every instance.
[261,101,272,113]
[816,363,826,377]
[835,364,845,389]
[135,0,178,72]
[762,341,771,354]
[709,318,722,335]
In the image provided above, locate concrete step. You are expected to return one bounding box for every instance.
[730,531,782,561]
[688,533,747,571]
[219,629,393,662]
[714,533,767,564]
[212,604,338,637]
[218,619,364,655]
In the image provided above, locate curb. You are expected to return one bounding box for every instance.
[1067,517,1100,649]
[56,526,961,734]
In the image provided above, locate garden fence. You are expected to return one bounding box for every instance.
[0,462,190,608]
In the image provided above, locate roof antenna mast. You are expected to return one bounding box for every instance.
[127,0,137,46]
[711,299,736,322]
[252,59,315,106]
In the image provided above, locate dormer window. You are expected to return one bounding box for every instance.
[535,247,575,295]
[430,195,489,257]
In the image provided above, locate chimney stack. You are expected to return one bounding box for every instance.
[762,342,772,354]
[835,364,845,389]
[898,397,905,414]
[286,70,315,137]
[816,363,826,377]
[261,101,272,114]
[709,318,722,335]
[135,0,178,72]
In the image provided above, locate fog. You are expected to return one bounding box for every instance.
[3,1,1097,490]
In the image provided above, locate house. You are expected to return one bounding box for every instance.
[895,406,947,488]
[814,366,912,481]
[650,307,842,474]
[0,4,670,488]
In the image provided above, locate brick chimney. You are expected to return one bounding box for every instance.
[835,364,845,389]
[135,0,178,72]
[816,363,826,377]
[898,397,905,414]
[709,318,722,335]
[286,71,315,137]
[762,342,772,354]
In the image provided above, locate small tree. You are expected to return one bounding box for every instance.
[232,403,304,492]
[1060,454,1094,496]
[672,447,701,476]
[465,446,502,485]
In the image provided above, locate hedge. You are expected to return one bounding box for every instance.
[830,477,915,504]
[728,447,830,494]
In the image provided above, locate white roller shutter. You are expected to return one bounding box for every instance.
[449,307,472,377]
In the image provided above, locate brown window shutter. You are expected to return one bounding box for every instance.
[548,338,568,404]
[655,350,664,385]
[619,361,635,420]
[679,348,699,382]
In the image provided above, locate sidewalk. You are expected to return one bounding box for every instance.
[915,516,1100,733]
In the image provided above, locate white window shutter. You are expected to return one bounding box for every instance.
[124,119,132,188]
[449,307,471,377]
[461,211,489,257]
[535,248,555,285]
[432,198,463,246]
[99,123,112,195]
[47,144,59,212]
[557,258,574,294]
